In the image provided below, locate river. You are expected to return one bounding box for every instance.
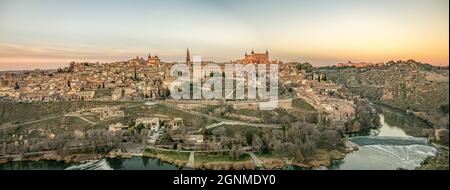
[0,156,179,170]
[0,106,437,170]
[328,109,437,170]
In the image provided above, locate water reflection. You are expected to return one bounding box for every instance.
[0,160,70,170]
[0,157,180,170]
[376,115,410,137]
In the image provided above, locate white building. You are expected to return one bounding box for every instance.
[135,117,160,131]
[109,123,125,133]
[187,135,204,144]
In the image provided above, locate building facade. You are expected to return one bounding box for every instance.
[146,54,161,65]
[236,50,270,64]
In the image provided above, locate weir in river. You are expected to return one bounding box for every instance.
[329,109,437,170]
[349,136,430,147]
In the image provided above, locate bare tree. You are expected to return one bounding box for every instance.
[252,134,263,153]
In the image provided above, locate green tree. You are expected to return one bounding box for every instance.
[440,104,449,114]
[135,123,145,133]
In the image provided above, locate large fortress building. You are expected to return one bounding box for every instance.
[146,53,161,65]
[234,49,270,64]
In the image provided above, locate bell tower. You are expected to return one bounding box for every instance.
[186,48,191,66]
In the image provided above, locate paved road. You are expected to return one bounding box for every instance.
[248,152,264,168]
[186,152,195,168]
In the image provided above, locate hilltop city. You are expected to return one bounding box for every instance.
[0,49,448,170]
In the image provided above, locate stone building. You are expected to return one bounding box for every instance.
[146,53,161,65]
[77,91,95,101]
[136,117,160,131]
[108,123,125,133]
[171,118,183,130]
[235,49,270,64]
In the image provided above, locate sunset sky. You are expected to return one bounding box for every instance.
[0,0,448,70]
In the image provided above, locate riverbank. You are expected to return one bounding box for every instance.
[0,142,356,170]
[141,148,256,170]
[0,150,104,165]
[417,147,449,170]
[262,148,353,169]
[140,146,353,170]
[1,138,436,170]
[141,149,188,168]
[194,153,255,170]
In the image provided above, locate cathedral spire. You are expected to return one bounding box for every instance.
[186,48,191,65]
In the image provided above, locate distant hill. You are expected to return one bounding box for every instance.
[336,61,376,68]
[323,60,449,128]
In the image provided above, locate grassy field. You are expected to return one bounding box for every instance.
[195,152,251,163]
[143,148,190,161]
[0,101,135,125]
[292,98,316,111]
[0,101,218,138]
[256,152,284,159]
[124,104,215,129]
[198,98,318,124]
